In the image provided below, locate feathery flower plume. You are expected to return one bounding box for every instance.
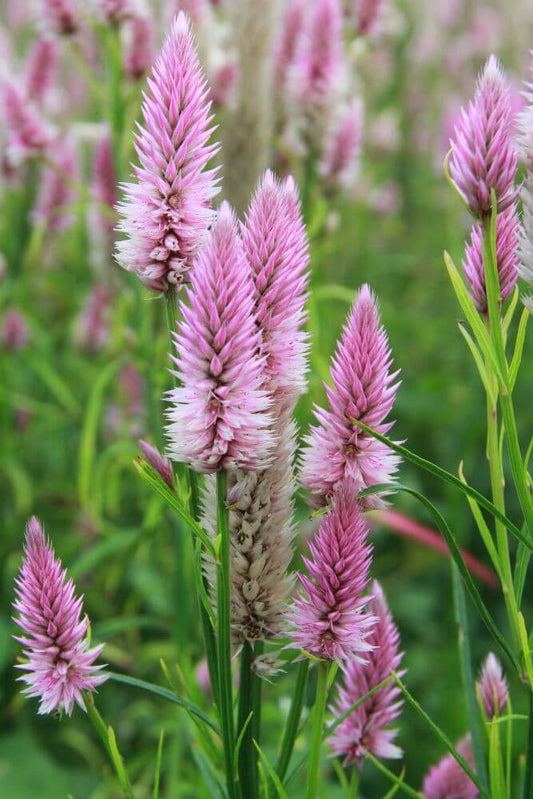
[139,439,175,489]
[166,201,273,473]
[300,284,400,508]
[422,735,478,799]
[32,141,77,232]
[477,652,508,720]
[122,13,155,80]
[13,517,107,715]
[1,75,54,166]
[462,205,519,313]
[24,37,59,106]
[288,481,375,661]
[330,581,404,764]
[290,0,343,143]
[115,12,219,291]
[36,0,80,36]
[241,170,310,409]
[320,99,364,191]
[209,62,237,110]
[449,55,518,218]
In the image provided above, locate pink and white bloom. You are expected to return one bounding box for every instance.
[422,735,478,799]
[35,0,80,36]
[477,652,508,719]
[288,481,375,661]
[122,13,155,80]
[241,170,309,409]
[166,202,274,473]
[13,517,107,715]
[449,55,518,218]
[300,284,400,508]
[24,37,59,106]
[274,0,305,91]
[462,205,519,313]
[115,12,219,291]
[330,581,404,764]
[1,75,54,166]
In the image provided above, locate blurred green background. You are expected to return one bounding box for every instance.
[1,0,533,796]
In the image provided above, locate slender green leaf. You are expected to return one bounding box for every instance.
[254,742,288,799]
[26,353,81,417]
[509,307,529,392]
[366,753,421,799]
[515,541,531,607]
[353,419,532,553]
[394,673,488,797]
[107,672,220,736]
[457,322,496,404]
[107,726,133,798]
[503,287,520,333]
[153,730,165,799]
[458,463,501,577]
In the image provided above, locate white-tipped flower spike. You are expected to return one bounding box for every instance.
[13,518,108,715]
[518,51,533,311]
[166,202,274,473]
[300,284,400,508]
[241,170,310,411]
[115,12,220,291]
[449,55,518,219]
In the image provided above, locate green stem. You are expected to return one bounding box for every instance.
[306,661,330,799]
[452,564,489,791]
[522,689,533,799]
[85,694,134,798]
[276,658,310,781]
[237,641,258,797]
[349,764,360,798]
[216,470,236,798]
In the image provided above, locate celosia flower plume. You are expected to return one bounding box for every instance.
[166,201,274,473]
[115,12,219,291]
[330,580,404,764]
[274,0,305,90]
[518,52,533,311]
[477,652,508,719]
[241,170,309,409]
[300,284,400,508]
[449,55,518,218]
[13,517,107,715]
[462,205,519,313]
[122,13,155,80]
[36,0,80,35]
[288,480,375,661]
[422,735,478,799]
[320,99,364,190]
[139,439,175,489]
[24,37,59,105]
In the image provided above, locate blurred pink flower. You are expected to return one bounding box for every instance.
[422,735,478,799]
[74,285,111,352]
[330,580,404,764]
[36,0,80,36]
[13,517,107,715]
[288,481,375,662]
[320,99,364,190]
[32,140,77,232]
[166,202,274,473]
[300,284,400,508]
[1,75,54,166]
[353,0,387,38]
[116,12,219,291]
[274,0,305,90]
[24,37,59,106]
[122,13,155,80]
[2,308,29,350]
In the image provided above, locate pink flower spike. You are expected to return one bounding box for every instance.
[165,201,274,473]
[449,55,518,219]
[422,735,478,799]
[330,580,404,764]
[139,439,174,489]
[241,170,310,409]
[115,12,220,292]
[353,0,387,38]
[274,0,305,90]
[477,652,508,719]
[1,75,54,166]
[2,308,29,350]
[299,284,400,509]
[13,518,108,716]
[24,37,59,105]
[462,205,519,313]
[288,481,375,662]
